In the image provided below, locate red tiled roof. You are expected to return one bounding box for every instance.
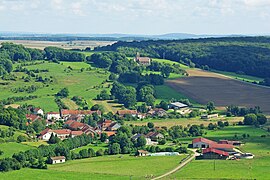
[71,131,84,136]
[202,148,229,156]
[117,110,137,115]
[26,114,41,122]
[69,121,85,129]
[65,120,75,126]
[53,129,71,135]
[104,131,116,137]
[40,128,52,136]
[192,137,216,145]
[210,143,234,149]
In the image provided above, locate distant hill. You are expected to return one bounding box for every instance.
[0,32,248,41]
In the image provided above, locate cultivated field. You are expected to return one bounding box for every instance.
[0,40,116,50]
[127,117,243,128]
[166,69,270,114]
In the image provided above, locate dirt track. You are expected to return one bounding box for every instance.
[166,69,270,114]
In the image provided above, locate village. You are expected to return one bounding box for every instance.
[24,102,253,165]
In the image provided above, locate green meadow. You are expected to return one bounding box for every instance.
[0,142,34,159]
[2,155,187,180]
[0,61,109,112]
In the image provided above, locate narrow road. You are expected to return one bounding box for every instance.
[152,150,198,180]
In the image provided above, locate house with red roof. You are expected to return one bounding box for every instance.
[202,148,229,159]
[70,131,84,138]
[33,108,44,116]
[26,114,42,123]
[116,110,138,117]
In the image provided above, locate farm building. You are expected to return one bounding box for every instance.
[50,156,66,164]
[46,112,61,120]
[193,137,234,152]
[137,150,149,156]
[168,102,188,110]
[145,132,164,140]
[218,140,242,146]
[202,148,229,159]
[192,137,216,148]
[201,113,219,119]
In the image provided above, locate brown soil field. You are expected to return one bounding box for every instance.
[0,40,115,50]
[166,69,270,114]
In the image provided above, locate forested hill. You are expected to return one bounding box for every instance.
[95,37,270,79]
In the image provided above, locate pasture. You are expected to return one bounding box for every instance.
[0,61,109,112]
[167,126,270,179]
[166,69,270,114]
[2,155,187,180]
[0,142,34,159]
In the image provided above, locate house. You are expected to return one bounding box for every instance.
[137,150,149,156]
[145,132,164,140]
[107,122,121,131]
[39,128,52,141]
[70,130,84,138]
[137,113,146,119]
[192,137,217,148]
[201,113,219,119]
[131,133,157,145]
[134,53,151,66]
[116,110,138,117]
[210,143,234,152]
[98,131,116,137]
[202,148,229,159]
[46,112,61,120]
[168,102,188,110]
[65,120,85,130]
[33,108,44,116]
[52,129,71,140]
[147,108,167,117]
[26,114,42,123]
[97,120,113,131]
[50,156,66,164]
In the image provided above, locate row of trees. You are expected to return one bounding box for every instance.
[0,134,93,172]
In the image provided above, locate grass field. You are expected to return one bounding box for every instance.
[0,61,109,112]
[167,126,270,179]
[0,125,27,140]
[0,142,34,159]
[212,70,264,83]
[167,69,270,114]
[127,117,243,128]
[2,155,187,180]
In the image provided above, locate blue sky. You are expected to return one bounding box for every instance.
[1,0,270,35]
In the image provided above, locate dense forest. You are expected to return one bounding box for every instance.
[95,37,270,78]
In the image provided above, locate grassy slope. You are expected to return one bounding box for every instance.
[72,143,108,153]
[167,126,270,179]
[0,61,109,112]
[0,142,34,159]
[3,155,187,180]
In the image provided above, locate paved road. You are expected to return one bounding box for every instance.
[152,150,198,180]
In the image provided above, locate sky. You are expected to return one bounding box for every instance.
[1,0,270,35]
